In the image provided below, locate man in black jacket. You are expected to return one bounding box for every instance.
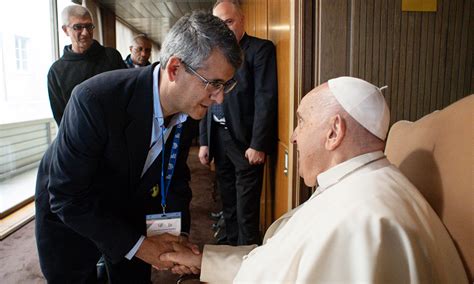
[36,11,242,283]
[47,5,125,125]
[199,0,278,245]
[124,34,153,68]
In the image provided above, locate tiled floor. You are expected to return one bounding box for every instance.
[0,168,37,215]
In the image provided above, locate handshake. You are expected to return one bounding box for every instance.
[135,233,203,275]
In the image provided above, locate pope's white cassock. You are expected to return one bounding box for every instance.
[200,151,467,283]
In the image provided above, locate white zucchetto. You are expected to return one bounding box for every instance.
[328,77,390,140]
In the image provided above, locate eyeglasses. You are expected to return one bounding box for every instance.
[182,61,237,95]
[68,23,95,32]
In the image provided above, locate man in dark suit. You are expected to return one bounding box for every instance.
[35,11,242,283]
[199,0,278,246]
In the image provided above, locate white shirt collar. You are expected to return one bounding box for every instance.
[314,151,386,196]
[153,64,188,128]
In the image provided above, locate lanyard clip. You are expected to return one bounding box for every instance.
[162,204,166,214]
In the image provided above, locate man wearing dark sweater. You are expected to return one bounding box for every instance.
[124,34,153,68]
[47,5,125,125]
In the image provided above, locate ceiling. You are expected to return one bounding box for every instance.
[96,0,215,46]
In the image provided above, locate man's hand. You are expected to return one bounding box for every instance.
[178,235,201,255]
[245,148,266,165]
[134,234,179,269]
[198,146,210,165]
[160,242,202,275]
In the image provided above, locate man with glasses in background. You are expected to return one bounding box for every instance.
[198,0,278,246]
[47,4,125,125]
[36,10,242,283]
[124,34,154,68]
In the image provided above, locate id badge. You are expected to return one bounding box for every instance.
[146,212,181,237]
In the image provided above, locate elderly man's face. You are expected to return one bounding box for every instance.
[213,2,245,41]
[291,87,330,187]
[63,16,94,53]
[130,38,152,66]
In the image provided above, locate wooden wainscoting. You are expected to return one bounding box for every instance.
[315,0,473,124]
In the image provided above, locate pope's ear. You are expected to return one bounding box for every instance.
[166,56,182,82]
[325,114,345,151]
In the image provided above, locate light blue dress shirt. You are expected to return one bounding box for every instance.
[125,64,188,260]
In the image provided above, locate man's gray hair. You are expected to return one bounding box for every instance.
[213,0,243,13]
[159,10,242,70]
[61,5,93,26]
[131,34,151,45]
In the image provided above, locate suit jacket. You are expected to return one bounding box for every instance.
[199,33,277,157]
[36,63,196,264]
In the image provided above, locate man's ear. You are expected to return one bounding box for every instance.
[129,46,133,52]
[325,114,345,150]
[166,56,182,82]
[62,25,69,36]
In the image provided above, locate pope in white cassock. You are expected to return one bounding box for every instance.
[160,77,468,283]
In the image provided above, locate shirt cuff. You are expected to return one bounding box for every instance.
[125,235,145,260]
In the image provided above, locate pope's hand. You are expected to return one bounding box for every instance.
[160,241,202,275]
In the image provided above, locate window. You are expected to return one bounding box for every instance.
[0,0,62,222]
[15,36,29,71]
[0,2,55,118]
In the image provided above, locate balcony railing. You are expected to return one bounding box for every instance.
[0,118,56,182]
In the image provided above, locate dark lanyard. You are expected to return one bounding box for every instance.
[160,123,183,213]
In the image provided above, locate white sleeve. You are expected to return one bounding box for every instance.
[200,244,257,284]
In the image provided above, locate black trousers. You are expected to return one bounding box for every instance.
[213,124,264,245]
[35,206,151,284]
